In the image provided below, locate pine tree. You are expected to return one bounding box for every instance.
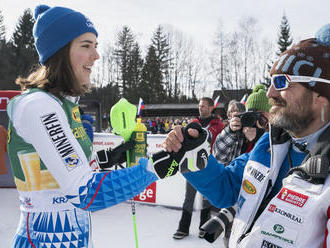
[113,26,136,98]
[0,10,19,90]
[150,26,172,98]
[277,14,293,55]
[126,42,143,103]
[140,46,165,103]
[11,8,38,77]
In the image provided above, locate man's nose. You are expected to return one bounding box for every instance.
[266,83,280,99]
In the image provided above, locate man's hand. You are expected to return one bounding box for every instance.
[229,112,242,132]
[163,125,199,152]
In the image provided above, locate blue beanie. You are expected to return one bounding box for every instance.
[33,5,98,64]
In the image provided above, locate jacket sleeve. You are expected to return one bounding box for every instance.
[11,92,158,211]
[183,153,249,208]
[212,126,237,165]
[66,158,157,211]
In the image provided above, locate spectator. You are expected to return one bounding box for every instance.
[173,97,224,239]
[213,85,270,165]
[212,100,246,165]
[155,117,166,134]
[151,119,157,134]
[164,119,170,133]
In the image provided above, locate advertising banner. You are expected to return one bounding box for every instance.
[0,91,20,187]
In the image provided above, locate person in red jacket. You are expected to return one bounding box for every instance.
[191,97,224,151]
[173,97,224,239]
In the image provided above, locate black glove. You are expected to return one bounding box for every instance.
[96,140,134,170]
[150,122,211,179]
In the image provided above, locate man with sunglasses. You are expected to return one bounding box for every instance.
[161,24,330,247]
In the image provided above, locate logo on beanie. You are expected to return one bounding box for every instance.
[275,53,322,78]
[308,81,316,87]
[85,18,94,28]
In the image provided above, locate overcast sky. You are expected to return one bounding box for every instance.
[1,0,330,51]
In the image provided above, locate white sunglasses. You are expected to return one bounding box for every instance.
[271,74,330,90]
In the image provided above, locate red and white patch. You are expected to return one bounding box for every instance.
[268,204,276,212]
[277,188,308,208]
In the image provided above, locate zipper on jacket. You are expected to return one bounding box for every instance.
[237,179,273,244]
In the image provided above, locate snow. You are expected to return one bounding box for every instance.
[0,188,225,248]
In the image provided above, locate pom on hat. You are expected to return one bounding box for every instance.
[251,84,266,94]
[34,4,50,19]
[33,5,98,64]
[315,23,330,47]
[245,84,271,112]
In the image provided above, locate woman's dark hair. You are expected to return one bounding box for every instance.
[15,42,89,96]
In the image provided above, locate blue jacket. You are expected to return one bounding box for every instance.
[184,132,306,208]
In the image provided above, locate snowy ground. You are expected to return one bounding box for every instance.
[0,188,224,248]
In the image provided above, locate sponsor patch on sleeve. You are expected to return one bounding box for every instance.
[242,179,257,194]
[41,112,82,171]
[268,204,304,224]
[277,188,308,208]
[247,166,266,182]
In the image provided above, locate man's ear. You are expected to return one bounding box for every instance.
[315,94,330,121]
[314,92,328,105]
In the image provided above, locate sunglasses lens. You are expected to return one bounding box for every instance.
[273,75,288,89]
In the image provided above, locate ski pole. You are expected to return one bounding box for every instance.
[110,98,139,248]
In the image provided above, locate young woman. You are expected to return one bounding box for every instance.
[7,5,157,247]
